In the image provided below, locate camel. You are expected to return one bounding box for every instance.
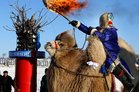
[45,30,139,92]
[118,38,139,86]
[45,30,113,92]
[133,80,139,92]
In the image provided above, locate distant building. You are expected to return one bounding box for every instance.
[0,58,50,67]
[0,58,15,66]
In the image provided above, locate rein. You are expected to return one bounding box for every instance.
[51,58,104,78]
[72,27,88,50]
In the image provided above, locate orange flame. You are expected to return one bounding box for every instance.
[43,0,87,15]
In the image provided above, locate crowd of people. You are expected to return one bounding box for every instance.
[0,69,48,92]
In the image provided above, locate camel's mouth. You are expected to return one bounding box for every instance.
[45,42,53,49]
[45,41,58,56]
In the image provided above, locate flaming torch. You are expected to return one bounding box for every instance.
[43,0,87,22]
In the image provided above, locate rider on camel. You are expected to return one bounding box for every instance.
[69,12,134,91]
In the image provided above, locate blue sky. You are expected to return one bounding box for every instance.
[0,0,139,57]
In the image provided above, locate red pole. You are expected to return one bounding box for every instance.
[9,29,45,92]
[15,58,37,92]
[9,51,45,92]
[8,6,46,91]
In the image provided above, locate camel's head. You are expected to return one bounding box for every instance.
[45,30,77,56]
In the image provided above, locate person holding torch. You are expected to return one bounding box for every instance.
[69,12,134,91]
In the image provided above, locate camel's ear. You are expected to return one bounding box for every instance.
[55,30,77,48]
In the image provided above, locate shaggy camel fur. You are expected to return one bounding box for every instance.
[45,30,112,92]
[45,30,139,92]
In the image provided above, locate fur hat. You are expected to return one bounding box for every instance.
[99,12,113,28]
[3,71,8,73]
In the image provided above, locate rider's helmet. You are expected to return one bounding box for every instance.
[99,12,114,28]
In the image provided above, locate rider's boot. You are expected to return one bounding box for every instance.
[112,64,134,91]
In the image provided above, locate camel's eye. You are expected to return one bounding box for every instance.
[58,42,65,47]
[47,42,52,47]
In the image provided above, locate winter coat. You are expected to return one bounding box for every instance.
[1,75,14,92]
[0,75,2,92]
[40,75,48,92]
[77,23,120,70]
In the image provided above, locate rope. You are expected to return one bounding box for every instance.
[81,34,87,50]
[72,27,88,50]
[103,74,110,91]
[73,27,78,47]
[45,15,59,26]
[51,58,104,78]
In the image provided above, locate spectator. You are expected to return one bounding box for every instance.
[40,68,48,92]
[1,71,14,92]
[0,71,2,92]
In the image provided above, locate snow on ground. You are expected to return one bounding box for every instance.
[0,65,46,92]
